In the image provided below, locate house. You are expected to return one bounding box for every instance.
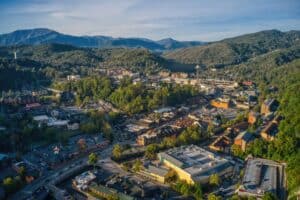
[261,99,279,115]
[260,116,282,141]
[234,131,254,151]
[209,135,232,153]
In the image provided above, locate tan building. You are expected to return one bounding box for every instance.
[158,145,234,184]
[138,165,168,183]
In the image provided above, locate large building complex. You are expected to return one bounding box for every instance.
[158,145,234,184]
[238,157,286,199]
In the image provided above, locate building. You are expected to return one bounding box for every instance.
[33,115,49,124]
[211,98,231,109]
[138,164,168,183]
[171,72,188,79]
[67,75,80,81]
[89,182,135,200]
[238,157,285,199]
[231,122,249,134]
[73,171,96,191]
[159,71,170,78]
[261,99,279,115]
[47,119,69,127]
[67,122,79,130]
[136,125,179,146]
[234,131,254,151]
[158,145,234,184]
[248,111,259,125]
[260,116,282,141]
[209,135,232,153]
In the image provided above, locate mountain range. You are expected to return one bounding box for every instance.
[0,28,205,51]
[164,29,300,67]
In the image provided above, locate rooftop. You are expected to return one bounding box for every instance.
[240,158,284,196]
[235,131,254,142]
[158,145,233,180]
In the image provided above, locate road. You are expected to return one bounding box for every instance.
[12,101,210,200]
[10,141,125,200]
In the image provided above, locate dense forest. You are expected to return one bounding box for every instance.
[164,30,300,67]
[53,76,198,115]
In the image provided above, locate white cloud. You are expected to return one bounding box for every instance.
[0,0,299,40]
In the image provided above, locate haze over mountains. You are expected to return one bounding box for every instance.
[0,28,205,51]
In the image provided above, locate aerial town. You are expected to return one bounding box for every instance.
[0,1,299,200]
[0,67,287,200]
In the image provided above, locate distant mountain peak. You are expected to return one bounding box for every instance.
[0,28,205,50]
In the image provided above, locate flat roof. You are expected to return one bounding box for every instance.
[158,145,233,179]
[147,165,168,177]
[241,158,283,195]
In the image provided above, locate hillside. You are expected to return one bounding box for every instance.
[164,30,300,67]
[0,28,204,51]
[0,43,170,81]
[218,43,300,91]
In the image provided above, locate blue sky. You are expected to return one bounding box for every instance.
[0,0,299,41]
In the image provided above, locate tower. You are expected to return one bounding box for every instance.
[14,51,17,60]
[195,64,200,87]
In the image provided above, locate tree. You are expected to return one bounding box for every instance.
[101,121,113,142]
[162,136,177,148]
[112,144,122,160]
[2,176,20,194]
[132,159,143,172]
[208,193,222,200]
[193,183,203,200]
[18,166,26,180]
[145,144,158,160]
[229,194,241,200]
[262,192,278,200]
[88,153,98,170]
[209,174,221,186]
[231,144,245,158]
[80,121,97,134]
